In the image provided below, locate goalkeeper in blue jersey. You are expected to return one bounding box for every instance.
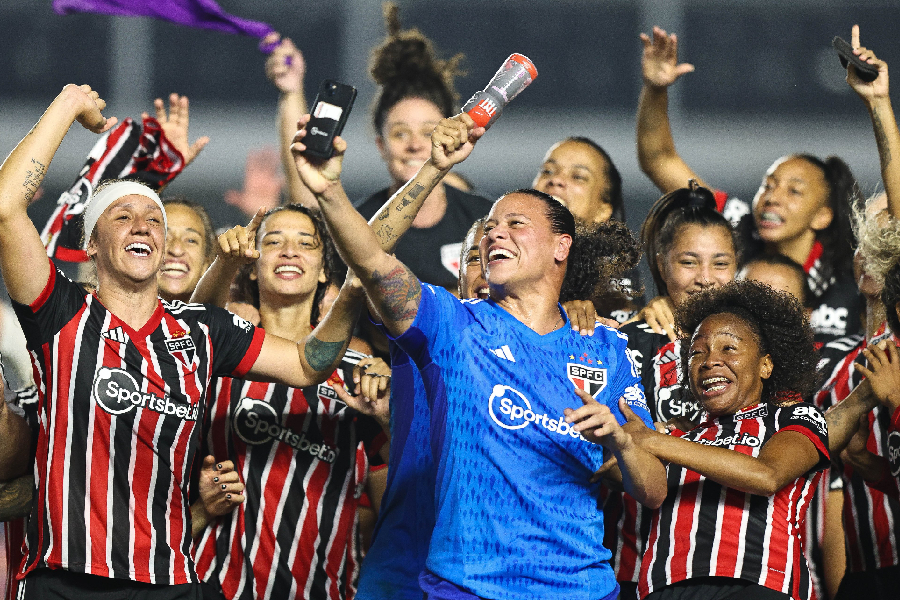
[291,112,668,600]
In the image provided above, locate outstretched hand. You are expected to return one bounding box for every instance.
[145,93,209,167]
[216,208,265,264]
[565,388,633,451]
[263,32,306,94]
[640,26,695,89]
[290,114,346,194]
[855,340,900,411]
[198,456,245,518]
[846,24,889,103]
[63,84,118,134]
[430,114,485,171]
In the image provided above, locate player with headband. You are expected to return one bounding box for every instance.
[0,85,366,599]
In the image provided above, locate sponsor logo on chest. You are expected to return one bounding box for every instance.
[233,397,339,463]
[92,367,199,421]
[487,384,590,442]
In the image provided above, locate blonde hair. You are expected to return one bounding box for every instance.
[852,192,900,286]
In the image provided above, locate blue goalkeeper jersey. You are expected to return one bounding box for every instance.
[357,342,436,600]
[392,283,652,600]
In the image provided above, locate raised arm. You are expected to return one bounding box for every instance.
[190,209,265,307]
[291,113,482,336]
[263,33,316,208]
[0,85,116,305]
[636,27,709,194]
[846,25,900,219]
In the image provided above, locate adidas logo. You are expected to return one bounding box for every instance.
[102,326,129,344]
[490,345,515,362]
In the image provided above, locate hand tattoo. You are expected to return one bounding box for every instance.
[304,337,346,372]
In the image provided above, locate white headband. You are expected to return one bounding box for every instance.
[82,181,167,250]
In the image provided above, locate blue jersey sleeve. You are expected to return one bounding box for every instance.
[604,330,653,429]
[390,282,470,370]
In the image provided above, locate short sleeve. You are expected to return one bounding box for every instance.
[604,331,653,429]
[11,259,88,349]
[201,306,266,378]
[776,402,830,471]
[390,282,470,370]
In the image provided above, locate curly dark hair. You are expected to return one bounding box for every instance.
[676,279,819,404]
[881,258,900,335]
[500,189,641,303]
[641,181,739,297]
[370,2,464,134]
[230,204,336,326]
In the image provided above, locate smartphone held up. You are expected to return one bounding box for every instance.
[303,79,357,160]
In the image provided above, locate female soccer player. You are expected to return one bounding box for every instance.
[629,280,827,600]
[0,85,365,599]
[291,108,666,599]
[189,204,388,600]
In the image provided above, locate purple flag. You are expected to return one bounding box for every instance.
[53,0,274,38]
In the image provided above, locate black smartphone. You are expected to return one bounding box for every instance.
[833,36,879,83]
[303,80,357,160]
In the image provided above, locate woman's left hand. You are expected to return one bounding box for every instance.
[855,341,900,411]
[332,357,391,429]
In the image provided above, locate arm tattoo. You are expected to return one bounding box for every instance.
[873,107,892,166]
[304,337,346,372]
[371,264,421,323]
[375,224,394,246]
[22,158,46,203]
[0,475,33,521]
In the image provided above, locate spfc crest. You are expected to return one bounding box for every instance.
[567,363,607,398]
[165,335,196,367]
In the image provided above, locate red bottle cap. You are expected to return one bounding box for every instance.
[509,53,538,80]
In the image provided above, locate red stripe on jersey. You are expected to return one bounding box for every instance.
[234,329,265,378]
[803,241,823,274]
[30,260,56,312]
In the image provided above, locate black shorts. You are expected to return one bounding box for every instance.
[19,569,202,600]
[644,577,791,600]
[835,564,900,600]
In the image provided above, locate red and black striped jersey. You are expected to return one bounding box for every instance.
[639,402,830,600]
[10,261,265,585]
[814,328,900,573]
[193,348,386,600]
[606,323,700,583]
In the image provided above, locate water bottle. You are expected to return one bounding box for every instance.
[463,53,538,129]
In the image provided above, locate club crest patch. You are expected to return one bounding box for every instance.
[165,335,196,366]
[567,363,607,398]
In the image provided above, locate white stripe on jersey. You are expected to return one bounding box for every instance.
[663,470,685,580]
[733,494,751,579]
[871,415,900,566]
